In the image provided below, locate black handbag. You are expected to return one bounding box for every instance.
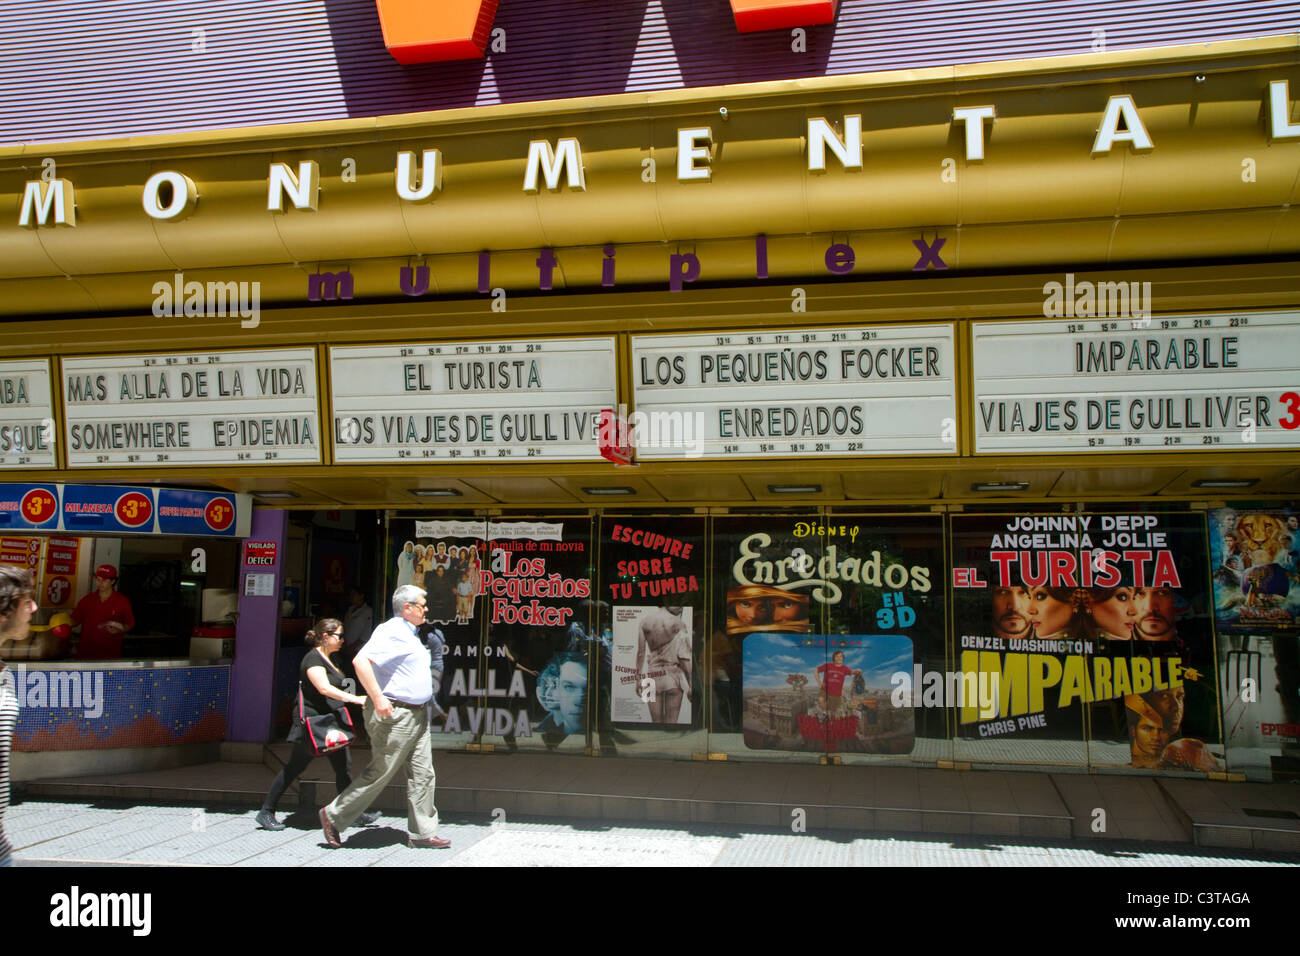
[297,684,356,756]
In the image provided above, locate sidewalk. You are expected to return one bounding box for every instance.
[17,743,1300,852]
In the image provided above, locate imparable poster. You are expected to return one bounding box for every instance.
[713,514,944,757]
[950,512,1221,772]
[1210,504,1300,780]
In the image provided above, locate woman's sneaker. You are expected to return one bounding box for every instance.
[256,809,286,831]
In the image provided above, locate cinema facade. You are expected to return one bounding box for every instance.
[0,3,1297,782]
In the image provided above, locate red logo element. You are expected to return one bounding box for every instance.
[374,1,839,64]
[731,0,838,33]
[597,408,634,466]
[205,497,235,532]
[114,491,153,528]
[44,576,71,607]
[20,488,57,524]
[375,0,500,64]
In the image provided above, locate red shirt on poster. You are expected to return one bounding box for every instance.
[816,662,852,696]
[71,591,135,659]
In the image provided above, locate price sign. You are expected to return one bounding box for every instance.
[20,488,57,525]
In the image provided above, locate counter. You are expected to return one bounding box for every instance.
[4,659,229,752]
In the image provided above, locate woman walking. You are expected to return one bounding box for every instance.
[256,619,378,830]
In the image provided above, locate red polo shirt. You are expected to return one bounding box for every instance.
[71,590,135,660]
[816,661,852,696]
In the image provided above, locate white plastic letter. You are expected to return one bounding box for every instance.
[1092,96,1154,155]
[523,139,585,192]
[396,149,443,201]
[1269,80,1300,140]
[267,161,320,211]
[677,128,713,182]
[18,180,75,227]
[807,116,862,172]
[953,106,996,161]
[142,171,197,220]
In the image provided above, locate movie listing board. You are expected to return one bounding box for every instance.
[62,348,321,467]
[973,312,1300,453]
[330,337,617,462]
[0,359,56,469]
[630,324,957,459]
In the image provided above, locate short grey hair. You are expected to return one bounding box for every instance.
[392,584,427,616]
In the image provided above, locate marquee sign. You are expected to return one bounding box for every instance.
[0,359,55,470]
[330,337,617,462]
[631,324,957,459]
[972,311,1300,453]
[61,348,321,468]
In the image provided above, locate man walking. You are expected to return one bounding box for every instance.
[319,584,450,849]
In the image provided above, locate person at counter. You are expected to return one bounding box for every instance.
[70,564,135,660]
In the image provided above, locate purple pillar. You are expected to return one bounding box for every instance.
[228,508,286,742]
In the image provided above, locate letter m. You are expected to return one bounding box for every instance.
[100,893,129,926]
[18,180,75,227]
[1096,281,1128,318]
[206,281,238,317]
[48,671,78,706]
[523,139,586,192]
[308,271,355,302]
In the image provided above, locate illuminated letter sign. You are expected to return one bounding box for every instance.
[374,0,501,64]
[730,0,839,33]
[375,1,840,64]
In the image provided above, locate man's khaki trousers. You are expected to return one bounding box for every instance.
[325,701,439,838]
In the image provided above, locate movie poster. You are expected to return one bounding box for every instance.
[610,606,694,724]
[598,516,705,751]
[477,518,594,750]
[1209,506,1299,633]
[742,634,915,754]
[1209,504,1300,780]
[714,514,944,758]
[387,518,487,747]
[951,512,1222,772]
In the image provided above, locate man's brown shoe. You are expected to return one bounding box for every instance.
[320,808,342,848]
[408,835,451,849]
